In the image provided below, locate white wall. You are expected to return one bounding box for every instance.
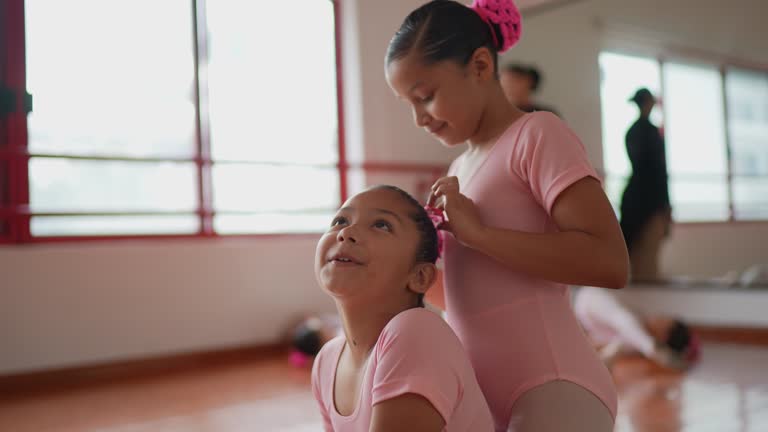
[0,0,452,376]
[661,224,768,277]
[339,0,460,200]
[350,1,463,166]
[0,238,332,374]
[2,0,767,375]
[505,0,768,278]
[615,285,768,328]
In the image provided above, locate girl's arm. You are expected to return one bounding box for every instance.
[370,394,445,432]
[432,176,629,288]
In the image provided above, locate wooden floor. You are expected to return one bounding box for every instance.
[1,342,767,432]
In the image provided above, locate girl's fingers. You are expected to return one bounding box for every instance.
[426,189,439,207]
[431,176,459,192]
[427,176,459,208]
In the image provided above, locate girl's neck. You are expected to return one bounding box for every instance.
[335,300,415,365]
[468,84,526,151]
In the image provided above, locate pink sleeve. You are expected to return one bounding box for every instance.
[512,112,600,214]
[371,311,462,424]
[311,345,334,432]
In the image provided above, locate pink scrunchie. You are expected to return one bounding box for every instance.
[470,0,522,53]
[289,349,312,368]
[425,206,446,259]
[685,331,701,365]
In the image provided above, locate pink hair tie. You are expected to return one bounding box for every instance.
[289,349,312,368]
[425,206,446,259]
[685,331,701,365]
[470,0,523,53]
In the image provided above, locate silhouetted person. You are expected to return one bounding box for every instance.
[620,88,671,281]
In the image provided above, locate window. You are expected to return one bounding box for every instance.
[726,68,768,220]
[663,61,729,222]
[599,51,768,223]
[598,52,661,212]
[1,0,341,241]
[205,0,340,234]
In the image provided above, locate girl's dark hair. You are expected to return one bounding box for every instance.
[386,0,501,73]
[666,320,692,354]
[292,323,321,356]
[370,185,440,308]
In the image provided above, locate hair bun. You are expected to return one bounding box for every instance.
[470,0,522,53]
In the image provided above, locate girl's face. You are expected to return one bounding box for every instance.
[315,188,432,307]
[386,51,491,147]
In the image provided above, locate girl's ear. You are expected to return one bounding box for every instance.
[469,46,495,82]
[407,263,437,296]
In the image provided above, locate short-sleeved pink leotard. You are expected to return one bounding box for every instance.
[443,112,617,430]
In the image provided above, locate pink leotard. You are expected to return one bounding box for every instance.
[443,112,617,430]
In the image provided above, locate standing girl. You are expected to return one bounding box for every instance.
[385,1,629,431]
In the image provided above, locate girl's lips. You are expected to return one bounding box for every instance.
[327,252,363,265]
[428,122,446,135]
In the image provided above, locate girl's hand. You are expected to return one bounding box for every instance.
[426,176,486,247]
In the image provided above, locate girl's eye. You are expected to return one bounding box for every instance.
[331,216,348,227]
[420,93,434,103]
[373,220,393,232]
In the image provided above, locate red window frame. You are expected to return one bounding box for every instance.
[0,0,349,243]
[0,0,30,244]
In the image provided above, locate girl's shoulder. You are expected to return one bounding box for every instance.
[386,307,449,331]
[378,308,460,352]
[505,111,583,156]
[491,111,565,154]
[513,111,569,139]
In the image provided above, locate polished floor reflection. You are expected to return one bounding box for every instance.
[1,343,766,431]
[613,343,768,432]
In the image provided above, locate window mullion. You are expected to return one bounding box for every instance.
[720,65,735,222]
[192,0,214,236]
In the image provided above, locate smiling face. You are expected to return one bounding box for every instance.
[386,51,491,147]
[315,187,435,309]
